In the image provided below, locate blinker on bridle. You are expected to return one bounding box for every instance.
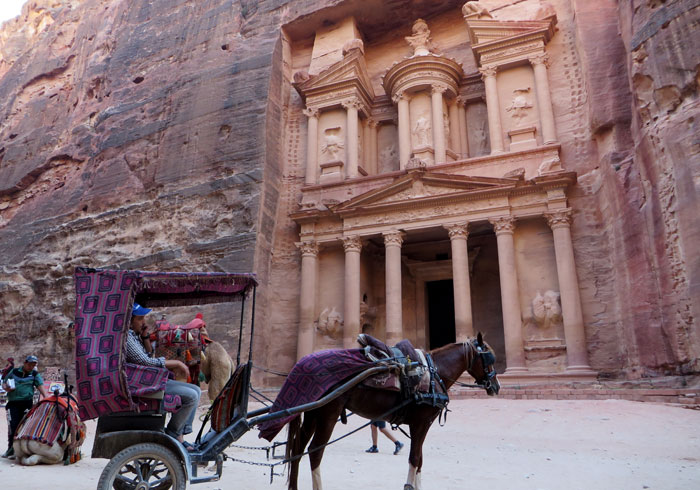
[464,339,497,391]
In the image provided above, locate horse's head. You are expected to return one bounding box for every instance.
[465,333,500,396]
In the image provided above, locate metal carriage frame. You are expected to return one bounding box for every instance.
[74,268,393,490]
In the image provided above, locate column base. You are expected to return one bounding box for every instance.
[504,366,529,375]
[490,149,505,155]
[565,365,597,376]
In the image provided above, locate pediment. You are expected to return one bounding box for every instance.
[294,49,375,101]
[333,170,521,214]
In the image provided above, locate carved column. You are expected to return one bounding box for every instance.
[480,66,504,154]
[343,236,362,349]
[297,241,319,359]
[363,119,371,173]
[530,53,557,144]
[545,210,594,373]
[457,96,469,158]
[489,216,527,373]
[448,98,461,156]
[444,223,474,339]
[394,92,411,170]
[303,107,319,185]
[384,231,404,345]
[368,118,378,175]
[431,84,448,164]
[342,99,361,178]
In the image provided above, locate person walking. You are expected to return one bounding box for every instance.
[1,355,47,459]
[365,420,404,455]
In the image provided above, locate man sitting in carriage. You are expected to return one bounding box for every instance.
[127,303,201,449]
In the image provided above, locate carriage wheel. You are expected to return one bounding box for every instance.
[97,443,186,490]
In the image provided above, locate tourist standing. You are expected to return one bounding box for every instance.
[365,420,404,454]
[1,355,47,459]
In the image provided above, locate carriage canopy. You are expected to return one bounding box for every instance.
[73,268,257,421]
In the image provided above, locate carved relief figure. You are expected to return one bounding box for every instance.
[413,115,431,147]
[474,119,489,155]
[462,2,493,19]
[317,306,343,339]
[505,87,534,125]
[532,290,562,330]
[379,144,398,171]
[405,19,436,56]
[538,156,563,175]
[321,127,344,162]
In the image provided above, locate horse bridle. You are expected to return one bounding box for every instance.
[463,340,497,392]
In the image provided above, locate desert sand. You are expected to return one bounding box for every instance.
[1,398,699,490]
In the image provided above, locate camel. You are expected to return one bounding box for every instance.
[200,334,235,401]
[12,395,85,466]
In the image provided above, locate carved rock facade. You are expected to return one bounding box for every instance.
[0,0,697,386]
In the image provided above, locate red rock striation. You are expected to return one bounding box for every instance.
[0,0,697,384]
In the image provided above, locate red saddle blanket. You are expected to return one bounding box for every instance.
[258,348,371,441]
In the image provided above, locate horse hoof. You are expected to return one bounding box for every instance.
[404,485,415,490]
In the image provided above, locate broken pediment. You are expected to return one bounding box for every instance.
[293,44,375,109]
[464,16,557,66]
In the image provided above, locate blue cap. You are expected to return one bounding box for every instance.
[25,355,38,363]
[132,303,152,317]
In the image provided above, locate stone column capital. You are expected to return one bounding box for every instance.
[297,240,319,257]
[303,106,320,118]
[367,117,379,129]
[444,222,469,240]
[341,98,362,111]
[383,230,405,247]
[431,83,449,95]
[392,91,409,104]
[342,235,363,253]
[489,216,515,235]
[544,209,572,229]
[529,52,551,68]
[479,65,498,79]
[456,95,468,107]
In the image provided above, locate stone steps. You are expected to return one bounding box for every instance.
[449,385,700,406]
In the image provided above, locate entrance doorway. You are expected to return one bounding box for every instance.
[426,280,456,349]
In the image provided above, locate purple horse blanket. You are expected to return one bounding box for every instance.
[258,348,371,441]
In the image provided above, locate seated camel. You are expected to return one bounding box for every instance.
[200,326,234,402]
[13,395,86,465]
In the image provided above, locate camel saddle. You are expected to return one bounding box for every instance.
[357,334,430,395]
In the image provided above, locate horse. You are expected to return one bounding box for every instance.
[285,333,500,490]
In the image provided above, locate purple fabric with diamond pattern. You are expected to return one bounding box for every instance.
[74,268,256,421]
[258,348,371,441]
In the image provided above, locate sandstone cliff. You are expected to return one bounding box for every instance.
[0,0,697,383]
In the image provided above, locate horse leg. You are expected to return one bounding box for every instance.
[404,421,430,490]
[306,403,343,490]
[287,413,317,490]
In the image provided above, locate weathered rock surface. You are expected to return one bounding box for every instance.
[0,0,697,384]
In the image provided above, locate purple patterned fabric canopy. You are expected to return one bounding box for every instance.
[74,268,257,421]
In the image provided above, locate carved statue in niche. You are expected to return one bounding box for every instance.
[413,115,431,147]
[321,127,344,162]
[317,306,343,339]
[379,144,398,171]
[505,87,534,125]
[405,19,436,56]
[443,111,450,145]
[532,290,562,330]
[462,2,493,19]
[474,119,489,155]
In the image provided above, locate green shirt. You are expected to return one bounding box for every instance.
[3,367,43,402]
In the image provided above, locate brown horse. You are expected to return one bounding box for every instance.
[285,333,500,490]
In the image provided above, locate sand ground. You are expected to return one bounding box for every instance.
[1,398,699,490]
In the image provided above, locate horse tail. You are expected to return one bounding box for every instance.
[286,415,303,489]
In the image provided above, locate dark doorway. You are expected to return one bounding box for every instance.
[427,280,456,349]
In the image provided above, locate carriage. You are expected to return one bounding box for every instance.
[74,267,499,490]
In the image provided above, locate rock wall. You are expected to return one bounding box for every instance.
[0,0,697,384]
